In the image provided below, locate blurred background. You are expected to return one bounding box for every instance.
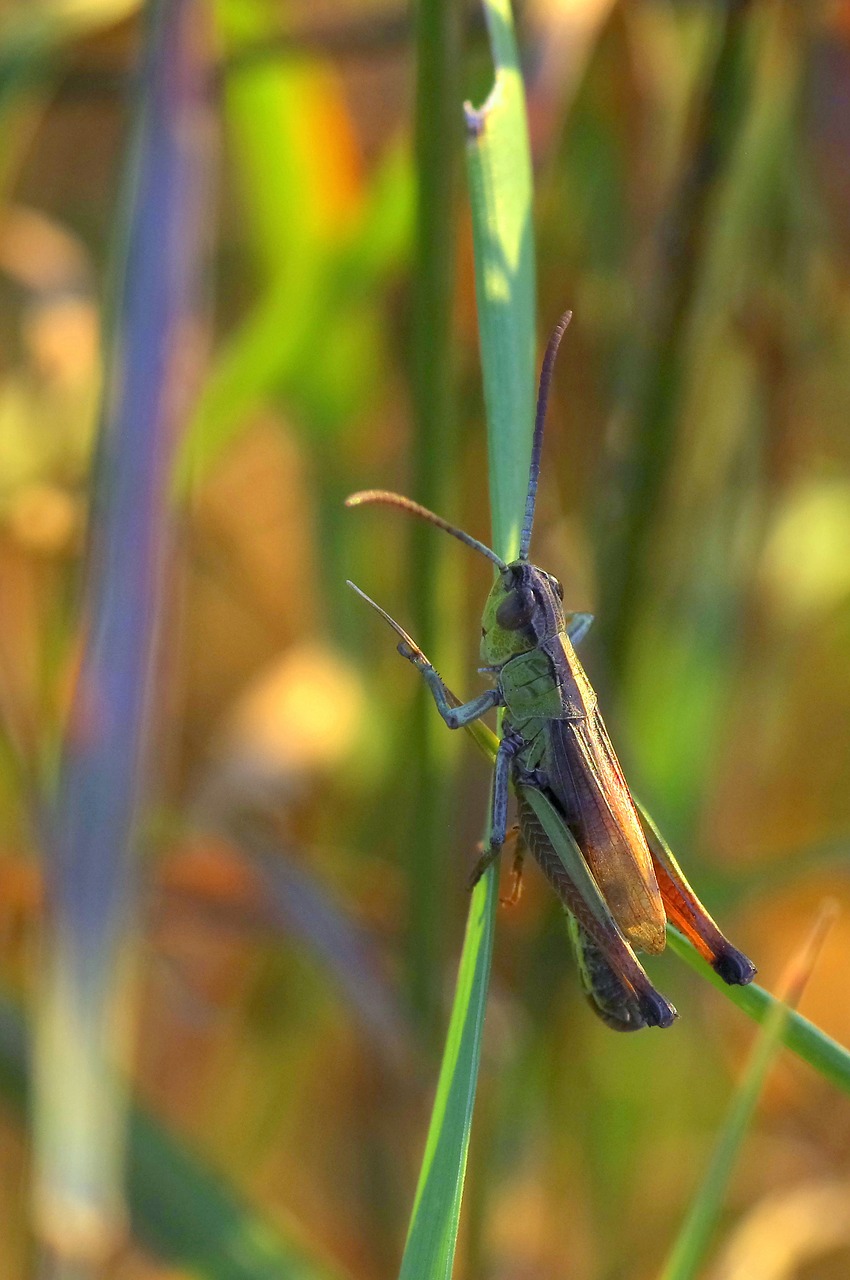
[1,0,850,1277]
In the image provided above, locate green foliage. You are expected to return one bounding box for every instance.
[398,873,498,1280]
[465,0,536,561]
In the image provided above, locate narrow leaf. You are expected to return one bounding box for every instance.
[464,0,536,560]
[35,0,215,1257]
[667,928,850,1096]
[398,872,499,1280]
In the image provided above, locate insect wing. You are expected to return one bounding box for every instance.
[547,711,667,955]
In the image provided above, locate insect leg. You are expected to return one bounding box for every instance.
[468,824,526,904]
[638,807,756,986]
[566,912,648,1031]
[467,732,523,887]
[565,612,594,647]
[501,827,526,907]
[490,731,522,848]
[347,580,501,727]
[518,787,677,1029]
[410,658,501,729]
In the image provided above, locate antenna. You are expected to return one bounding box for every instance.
[518,309,572,561]
[346,580,427,658]
[345,490,507,570]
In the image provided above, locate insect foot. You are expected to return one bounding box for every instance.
[712,945,757,986]
[639,990,678,1029]
[468,841,502,890]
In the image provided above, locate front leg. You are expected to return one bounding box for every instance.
[347,581,502,728]
[398,639,501,728]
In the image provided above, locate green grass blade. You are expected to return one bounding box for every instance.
[600,0,757,671]
[465,0,536,561]
[667,929,850,1095]
[659,993,790,1280]
[178,2,411,486]
[660,912,834,1280]
[128,1105,344,1280]
[398,872,499,1280]
[177,0,319,480]
[398,0,535,1274]
[34,0,215,1257]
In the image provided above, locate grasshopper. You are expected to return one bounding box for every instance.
[347,312,755,1030]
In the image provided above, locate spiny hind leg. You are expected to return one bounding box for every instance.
[517,790,677,1028]
[501,826,526,907]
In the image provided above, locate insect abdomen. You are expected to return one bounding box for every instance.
[566,914,649,1031]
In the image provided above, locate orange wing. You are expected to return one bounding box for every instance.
[547,709,667,955]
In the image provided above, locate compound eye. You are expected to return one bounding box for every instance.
[496,587,534,632]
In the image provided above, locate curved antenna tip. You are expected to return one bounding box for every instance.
[345,489,507,570]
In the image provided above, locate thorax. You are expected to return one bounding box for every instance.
[499,634,597,723]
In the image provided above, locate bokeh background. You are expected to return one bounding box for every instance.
[2,0,850,1277]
